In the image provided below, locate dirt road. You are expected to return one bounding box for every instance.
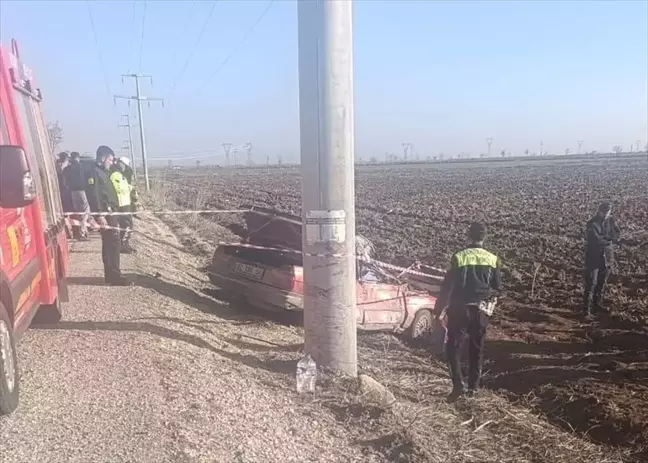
[0,217,374,463]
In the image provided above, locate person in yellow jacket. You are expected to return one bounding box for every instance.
[110,157,136,254]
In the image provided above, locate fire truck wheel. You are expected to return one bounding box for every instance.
[34,297,63,324]
[0,302,20,416]
[410,309,433,340]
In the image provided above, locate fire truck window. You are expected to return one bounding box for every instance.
[14,91,52,227]
[31,100,63,219]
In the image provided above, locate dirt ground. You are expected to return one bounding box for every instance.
[150,157,648,461]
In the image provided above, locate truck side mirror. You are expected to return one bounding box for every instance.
[0,145,36,208]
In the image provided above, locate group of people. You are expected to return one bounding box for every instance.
[433,202,620,401]
[56,146,138,286]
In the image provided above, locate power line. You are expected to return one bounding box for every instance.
[127,0,138,72]
[138,0,148,72]
[169,1,198,69]
[85,0,112,100]
[169,1,219,98]
[197,0,275,94]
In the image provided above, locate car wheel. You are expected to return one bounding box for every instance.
[410,309,433,340]
[0,302,19,415]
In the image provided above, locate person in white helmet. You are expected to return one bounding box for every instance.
[110,157,136,253]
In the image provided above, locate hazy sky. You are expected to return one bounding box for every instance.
[1,0,646,164]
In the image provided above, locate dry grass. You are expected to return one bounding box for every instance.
[142,175,631,463]
[341,334,629,463]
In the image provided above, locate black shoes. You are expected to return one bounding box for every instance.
[446,387,479,403]
[120,243,136,254]
[106,275,130,286]
[584,304,610,318]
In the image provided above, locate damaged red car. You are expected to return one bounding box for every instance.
[209,207,443,340]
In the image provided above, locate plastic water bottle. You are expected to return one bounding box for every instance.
[296,354,317,394]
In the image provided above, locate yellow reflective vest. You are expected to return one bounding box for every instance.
[110,170,132,208]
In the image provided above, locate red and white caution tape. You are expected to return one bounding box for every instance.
[63,209,249,217]
[64,217,445,281]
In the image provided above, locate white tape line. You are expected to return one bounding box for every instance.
[65,217,445,280]
[64,209,249,217]
[415,262,446,274]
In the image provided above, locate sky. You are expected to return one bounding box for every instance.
[1,0,647,165]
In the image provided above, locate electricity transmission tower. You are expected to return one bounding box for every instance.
[243,142,253,166]
[117,114,137,179]
[402,142,413,161]
[114,74,163,191]
[486,138,493,157]
[577,140,584,155]
[540,140,544,156]
[222,143,232,167]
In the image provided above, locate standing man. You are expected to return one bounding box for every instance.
[56,152,74,238]
[110,157,136,253]
[86,146,128,285]
[64,152,90,240]
[434,222,502,401]
[584,202,620,316]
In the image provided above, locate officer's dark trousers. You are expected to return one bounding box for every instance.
[117,205,133,245]
[101,215,122,282]
[446,304,489,392]
[584,265,611,311]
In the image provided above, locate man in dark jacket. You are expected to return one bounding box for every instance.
[64,152,90,240]
[56,152,74,238]
[584,202,620,316]
[434,222,502,401]
[86,145,128,286]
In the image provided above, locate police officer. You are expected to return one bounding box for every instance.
[584,202,620,316]
[86,146,128,285]
[434,222,502,401]
[110,157,136,254]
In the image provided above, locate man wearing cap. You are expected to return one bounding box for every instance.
[584,202,621,316]
[110,157,136,253]
[86,145,128,285]
[64,151,91,240]
[434,222,502,401]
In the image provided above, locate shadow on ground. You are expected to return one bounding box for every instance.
[33,319,296,376]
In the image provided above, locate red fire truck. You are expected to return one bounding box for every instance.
[0,39,70,415]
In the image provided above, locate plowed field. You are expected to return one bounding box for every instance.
[154,157,648,459]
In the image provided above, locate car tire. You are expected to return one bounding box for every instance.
[410,309,433,340]
[0,301,20,416]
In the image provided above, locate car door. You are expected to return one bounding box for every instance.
[357,282,406,328]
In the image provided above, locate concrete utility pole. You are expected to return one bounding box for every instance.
[298,0,357,376]
[577,140,584,155]
[222,143,232,166]
[118,114,137,179]
[115,74,163,191]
